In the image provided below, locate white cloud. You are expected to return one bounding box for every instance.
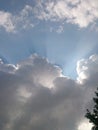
[16,5,35,30]
[0,0,98,32]
[0,54,98,130]
[0,59,17,73]
[0,11,15,32]
[34,0,98,28]
[77,54,98,84]
[0,5,35,32]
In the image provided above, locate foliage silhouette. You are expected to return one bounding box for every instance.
[85,88,98,130]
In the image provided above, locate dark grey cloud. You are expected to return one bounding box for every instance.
[0,54,97,130]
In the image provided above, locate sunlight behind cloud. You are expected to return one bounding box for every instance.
[78,120,93,130]
[0,54,98,130]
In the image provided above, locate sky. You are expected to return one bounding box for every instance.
[0,0,98,130]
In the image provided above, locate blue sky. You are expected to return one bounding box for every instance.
[0,1,98,130]
[0,0,98,78]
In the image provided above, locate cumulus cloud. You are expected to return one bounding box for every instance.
[0,0,98,32]
[0,54,98,130]
[77,54,98,85]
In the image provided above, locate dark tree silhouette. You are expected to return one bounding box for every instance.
[85,88,98,130]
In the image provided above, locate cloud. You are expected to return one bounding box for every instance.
[34,0,98,28]
[0,0,98,32]
[0,11,15,32]
[77,54,98,85]
[15,5,35,30]
[78,119,93,130]
[0,54,98,130]
[0,5,35,32]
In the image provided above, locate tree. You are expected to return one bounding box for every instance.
[85,88,98,130]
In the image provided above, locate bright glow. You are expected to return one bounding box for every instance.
[78,120,93,130]
[17,86,32,102]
